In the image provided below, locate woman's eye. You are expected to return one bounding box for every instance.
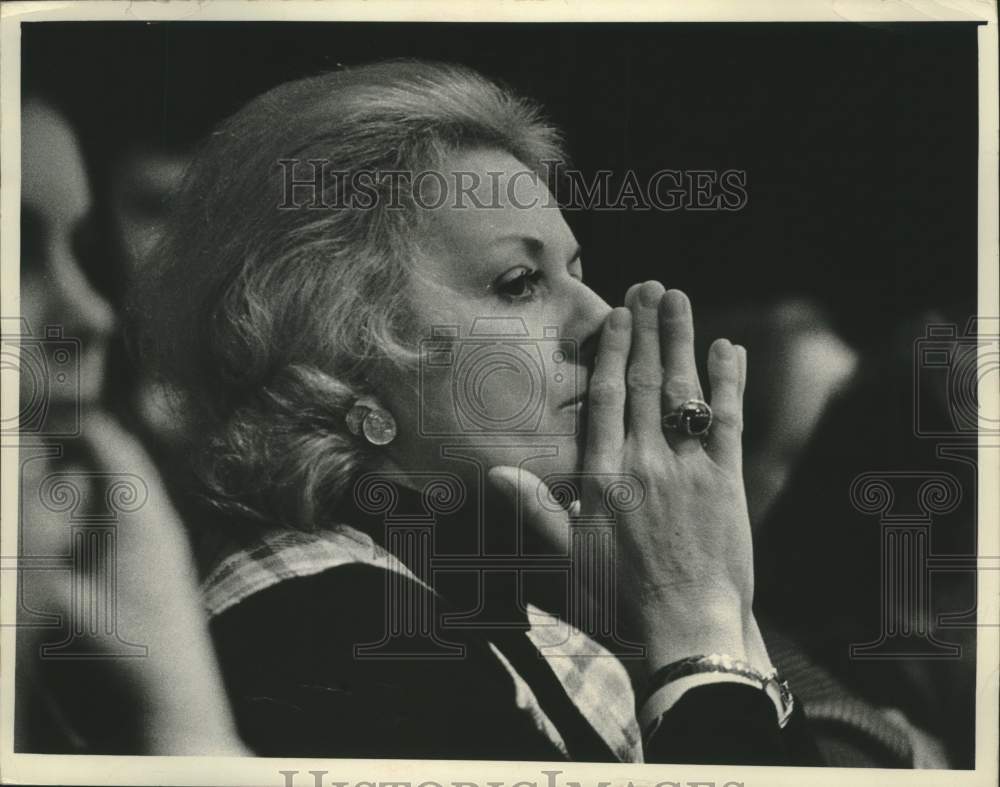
[495,267,541,302]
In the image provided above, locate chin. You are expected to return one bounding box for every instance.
[517,436,582,482]
[43,349,107,407]
[407,425,583,501]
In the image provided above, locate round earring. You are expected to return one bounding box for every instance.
[345,402,397,446]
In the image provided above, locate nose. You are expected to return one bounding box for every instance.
[565,280,612,370]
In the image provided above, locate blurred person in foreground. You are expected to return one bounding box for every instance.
[14,96,245,755]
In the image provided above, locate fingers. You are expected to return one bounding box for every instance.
[488,466,570,553]
[80,410,190,558]
[735,343,747,401]
[83,411,162,484]
[659,288,705,453]
[659,289,702,403]
[704,338,744,467]
[586,307,631,464]
[624,281,666,436]
[607,283,740,465]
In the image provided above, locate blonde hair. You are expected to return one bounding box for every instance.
[128,60,564,529]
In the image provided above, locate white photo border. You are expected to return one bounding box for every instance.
[1,2,996,786]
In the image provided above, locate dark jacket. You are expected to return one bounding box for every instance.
[209,546,821,764]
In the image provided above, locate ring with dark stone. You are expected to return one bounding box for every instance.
[661,399,713,437]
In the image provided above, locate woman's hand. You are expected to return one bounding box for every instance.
[490,282,764,687]
[21,411,248,755]
[84,412,250,754]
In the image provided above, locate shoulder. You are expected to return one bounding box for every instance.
[209,555,556,759]
[205,525,460,690]
[201,524,408,618]
[211,559,452,686]
[212,560,410,658]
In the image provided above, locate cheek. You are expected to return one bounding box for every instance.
[417,342,572,435]
[456,346,542,428]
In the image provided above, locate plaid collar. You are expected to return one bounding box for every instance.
[202,524,643,762]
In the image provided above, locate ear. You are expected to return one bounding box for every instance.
[345,396,397,446]
[348,394,423,490]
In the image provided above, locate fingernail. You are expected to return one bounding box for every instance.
[639,281,662,307]
[664,289,688,313]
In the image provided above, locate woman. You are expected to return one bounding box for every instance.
[130,60,816,764]
[16,97,245,755]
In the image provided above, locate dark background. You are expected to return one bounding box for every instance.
[23,21,979,348]
[21,21,983,767]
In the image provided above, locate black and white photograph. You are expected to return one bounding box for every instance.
[1,2,997,786]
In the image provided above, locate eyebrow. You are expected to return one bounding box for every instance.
[490,234,582,265]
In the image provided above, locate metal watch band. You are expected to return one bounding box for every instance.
[641,653,796,729]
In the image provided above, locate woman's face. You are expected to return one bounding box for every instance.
[19,100,114,410]
[377,148,611,493]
